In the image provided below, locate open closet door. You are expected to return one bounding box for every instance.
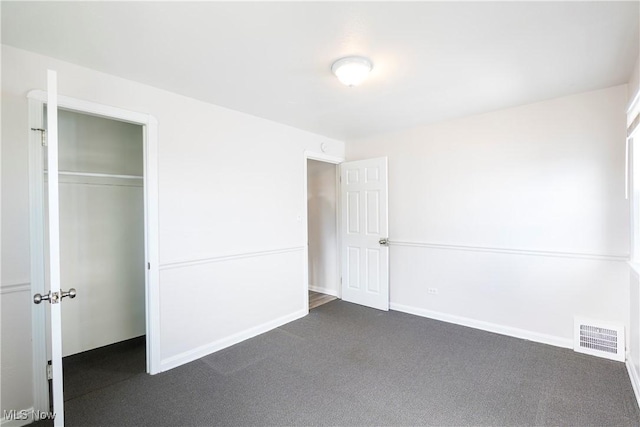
[32,70,72,426]
[340,157,389,311]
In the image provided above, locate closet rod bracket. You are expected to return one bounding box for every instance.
[31,128,47,146]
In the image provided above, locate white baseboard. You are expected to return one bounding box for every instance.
[159,308,308,372]
[627,360,640,407]
[0,408,35,427]
[390,303,573,349]
[308,284,339,297]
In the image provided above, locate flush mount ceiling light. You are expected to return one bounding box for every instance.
[331,56,373,87]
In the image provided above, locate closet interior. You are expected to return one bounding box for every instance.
[44,108,146,397]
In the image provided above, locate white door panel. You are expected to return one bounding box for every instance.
[340,158,389,311]
[40,70,66,426]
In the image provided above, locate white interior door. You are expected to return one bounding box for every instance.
[340,157,389,311]
[36,70,67,426]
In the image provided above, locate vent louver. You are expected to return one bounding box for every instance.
[574,317,624,362]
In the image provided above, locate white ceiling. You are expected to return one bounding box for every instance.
[2,1,638,141]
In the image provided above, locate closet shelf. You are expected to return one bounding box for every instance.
[44,170,143,180]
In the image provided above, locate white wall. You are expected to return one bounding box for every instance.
[0,290,33,421]
[630,269,640,401]
[307,159,339,296]
[626,54,640,404]
[56,110,145,357]
[347,85,630,346]
[1,45,344,416]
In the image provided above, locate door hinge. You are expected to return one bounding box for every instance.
[31,128,47,146]
[148,262,150,270]
[46,363,53,380]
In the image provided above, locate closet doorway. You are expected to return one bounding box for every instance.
[28,87,160,414]
[47,108,146,400]
[306,158,340,310]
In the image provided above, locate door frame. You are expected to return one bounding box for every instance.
[27,90,161,413]
[303,151,344,311]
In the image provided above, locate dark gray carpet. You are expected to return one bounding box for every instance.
[62,336,146,401]
[31,301,640,426]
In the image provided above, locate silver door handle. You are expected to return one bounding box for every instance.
[379,238,389,246]
[33,291,51,304]
[34,288,77,304]
[61,288,77,300]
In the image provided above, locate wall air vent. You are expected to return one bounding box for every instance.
[573,317,625,362]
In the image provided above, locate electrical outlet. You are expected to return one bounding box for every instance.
[428,288,438,295]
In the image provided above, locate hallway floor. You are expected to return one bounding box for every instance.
[308,290,337,310]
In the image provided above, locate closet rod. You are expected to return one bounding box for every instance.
[44,170,143,180]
